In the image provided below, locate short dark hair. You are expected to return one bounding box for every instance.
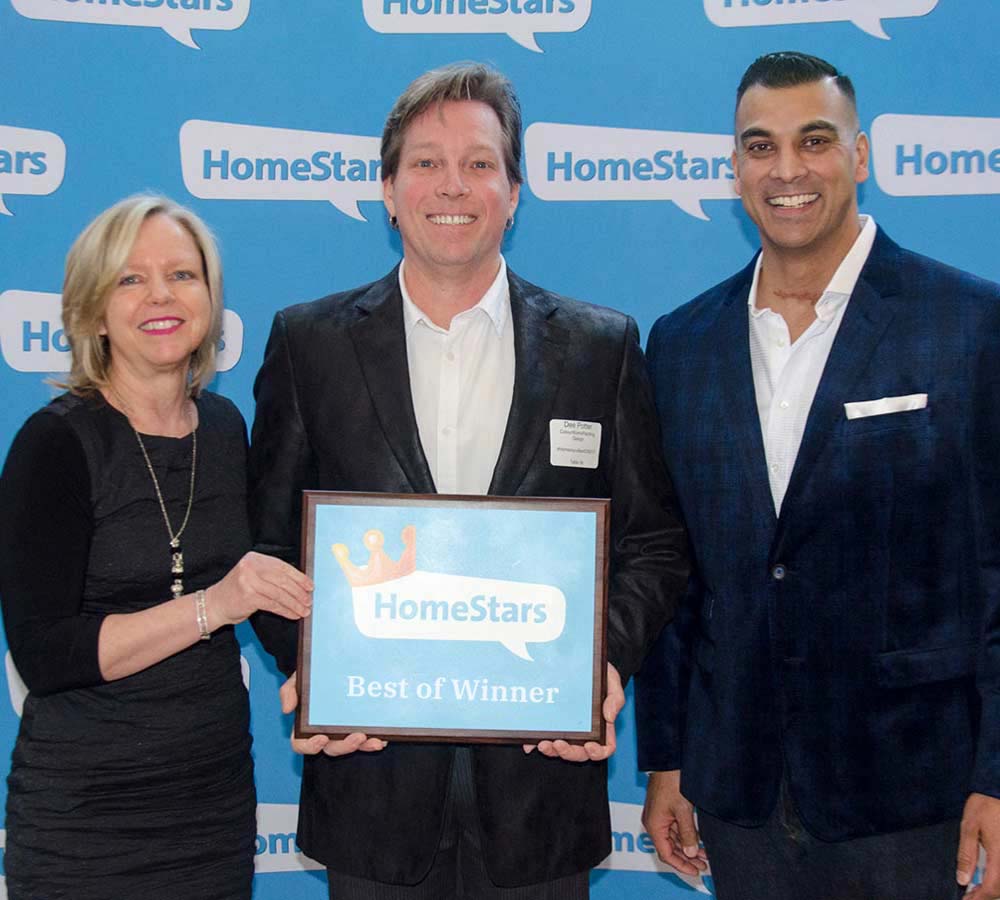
[381,62,523,186]
[736,51,857,114]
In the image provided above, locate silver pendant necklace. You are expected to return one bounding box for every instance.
[112,388,197,599]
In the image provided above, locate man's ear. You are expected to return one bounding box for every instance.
[731,148,743,197]
[854,132,871,185]
[383,176,396,219]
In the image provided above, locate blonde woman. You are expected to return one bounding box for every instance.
[0,195,312,899]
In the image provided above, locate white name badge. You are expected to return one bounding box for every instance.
[549,419,602,469]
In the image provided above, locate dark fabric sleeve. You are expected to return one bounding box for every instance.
[0,410,105,695]
[632,316,695,771]
[634,577,698,772]
[603,316,690,684]
[248,311,317,676]
[969,285,1000,798]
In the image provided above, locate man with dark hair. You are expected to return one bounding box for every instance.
[636,50,1000,900]
[249,62,688,900]
[735,49,857,109]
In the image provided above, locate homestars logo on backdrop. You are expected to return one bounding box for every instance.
[10,0,250,49]
[180,121,382,222]
[362,0,591,52]
[703,0,938,40]
[525,123,737,220]
[254,804,321,873]
[250,799,712,888]
[872,114,1000,198]
[0,125,66,216]
[0,291,244,374]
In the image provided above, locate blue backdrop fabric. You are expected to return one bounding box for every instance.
[2,1,997,896]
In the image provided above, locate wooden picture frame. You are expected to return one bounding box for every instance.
[296,491,609,745]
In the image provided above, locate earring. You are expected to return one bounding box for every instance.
[389,215,399,230]
[505,215,514,231]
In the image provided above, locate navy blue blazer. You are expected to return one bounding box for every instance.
[635,228,1000,841]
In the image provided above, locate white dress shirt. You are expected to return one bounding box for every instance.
[749,215,877,514]
[400,258,515,496]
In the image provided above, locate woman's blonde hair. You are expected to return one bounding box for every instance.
[58,194,224,396]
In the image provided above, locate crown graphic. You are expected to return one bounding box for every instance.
[332,526,417,587]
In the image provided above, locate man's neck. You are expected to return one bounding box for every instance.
[402,257,502,330]
[757,220,862,343]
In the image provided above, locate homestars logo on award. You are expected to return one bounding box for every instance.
[336,526,566,661]
[303,500,602,737]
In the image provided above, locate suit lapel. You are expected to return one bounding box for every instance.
[488,272,569,496]
[778,230,901,521]
[349,269,436,494]
[716,263,778,528]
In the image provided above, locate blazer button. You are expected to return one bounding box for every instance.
[771,564,787,581]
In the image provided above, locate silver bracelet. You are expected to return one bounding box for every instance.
[195,589,210,641]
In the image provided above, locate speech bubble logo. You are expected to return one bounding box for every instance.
[525,122,737,220]
[0,290,243,374]
[872,114,1000,197]
[180,120,382,222]
[217,309,243,372]
[361,0,591,52]
[350,572,567,661]
[0,290,68,372]
[0,125,65,216]
[11,0,250,49]
[704,0,938,40]
[254,804,324,873]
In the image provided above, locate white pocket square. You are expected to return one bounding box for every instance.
[844,393,928,420]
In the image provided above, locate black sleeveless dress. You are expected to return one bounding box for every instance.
[0,392,256,899]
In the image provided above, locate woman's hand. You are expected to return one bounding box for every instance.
[206,552,313,630]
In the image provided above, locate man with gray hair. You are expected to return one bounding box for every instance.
[250,62,688,899]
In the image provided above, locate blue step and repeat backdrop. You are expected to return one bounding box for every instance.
[2,1,998,896]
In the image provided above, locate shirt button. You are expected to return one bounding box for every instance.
[441,426,452,436]
[779,401,790,409]
[446,352,456,362]
[772,564,787,581]
[770,463,779,473]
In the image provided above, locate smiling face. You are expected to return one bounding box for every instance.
[733,78,869,265]
[100,212,212,384]
[383,99,520,288]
